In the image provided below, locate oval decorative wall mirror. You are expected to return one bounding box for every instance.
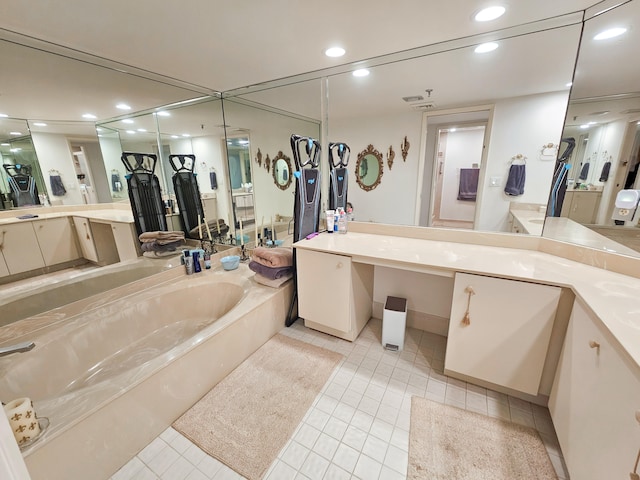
[356,144,384,191]
[272,150,293,190]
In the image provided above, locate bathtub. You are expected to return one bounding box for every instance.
[0,256,180,327]
[0,257,293,480]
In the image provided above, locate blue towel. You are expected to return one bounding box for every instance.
[504,164,526,196]
[457,168,479,201]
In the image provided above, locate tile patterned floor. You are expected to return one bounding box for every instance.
[110,319,570,480]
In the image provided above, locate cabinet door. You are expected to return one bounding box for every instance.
[72,216,99,262]
[0,251,9,277]
[33,217,80,265]
[111,222,139,262]
[445,272,561,395]
[549,299,640,480]
[297,249,351,333]
[0,222,45,274]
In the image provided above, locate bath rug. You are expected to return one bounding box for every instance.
[173,333,342,480]
[408,397,557,480]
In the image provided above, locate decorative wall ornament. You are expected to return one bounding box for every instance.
[387,145,395,170]
[401,136,410,161]
[255,148,262,167]
[264,154,271,173]
[539,143,558,161]
[272,151,293,190]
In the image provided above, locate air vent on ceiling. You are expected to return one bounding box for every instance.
[402,95,424,103]
[411,102,437,111]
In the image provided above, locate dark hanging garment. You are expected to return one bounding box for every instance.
[578,162,590,181]
[49,175,66,196]
[599,161,611,182]
[209,171,218,190]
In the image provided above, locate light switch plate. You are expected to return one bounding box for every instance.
[489,176,501,187]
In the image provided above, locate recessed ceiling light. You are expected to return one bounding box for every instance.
[122,119,134,124]
[580,124,590,129]
[10,148,21,152]
[137,128,147,132]
[82,113,97,119]
[0,113,8,118]
[594,27,627,40]
[156,111,170,117]
[116,103,131,110]
[32,122,47,127]
[475,42,499,53]
[353,68,370,77]
[126,130,136,134]
[474,6,506,22]
[9,131,21,135]
[1,143,9,146]
[450,128,457,132]
[565,82,573,87]
[171,135,179,139]
[182,134,191,137]
[325,47,346,58]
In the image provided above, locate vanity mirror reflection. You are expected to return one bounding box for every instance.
[355,144,383,191]
[272,151,293,191]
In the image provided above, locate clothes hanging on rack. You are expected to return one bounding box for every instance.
[209,170,218,190]
[599,161,611,182]
[504,164,526,196]
[49,174,66,196]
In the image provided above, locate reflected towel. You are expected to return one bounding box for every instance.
[599,161,611,182]
[578,162,590,181]
[49,175,66,196]
[111,173,122,191]
[139,231,185,245]
[457,168,479,201]
[140,239,184,252]
[504,164,526,196]
[252,246,293,268]
[249,261,293,280]
[209,171,218,190]
[253,272,293,288]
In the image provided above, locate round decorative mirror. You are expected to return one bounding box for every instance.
[272,151,293,190]
[356,144,383,191]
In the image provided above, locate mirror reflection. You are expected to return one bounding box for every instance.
[355,145,383,191]
[272,151,293,191]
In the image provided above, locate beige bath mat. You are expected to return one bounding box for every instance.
[408,397,557,479]
[173,333,342,480]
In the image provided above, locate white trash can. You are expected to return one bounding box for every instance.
[382,296,407,351]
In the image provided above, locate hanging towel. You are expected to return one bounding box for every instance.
[49,175,66,196]
[504,164,526,196]
[578,162,590,181]
[209,171,218,190]
[457,168,479,201]
[599,161,611,182]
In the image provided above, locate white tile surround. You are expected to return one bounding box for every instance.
[110,320,569,480]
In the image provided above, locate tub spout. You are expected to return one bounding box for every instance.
[0,341,35,357]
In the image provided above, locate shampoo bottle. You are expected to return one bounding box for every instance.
[193,251,202,273]
[184,250,194,275]
[337,207,347,234]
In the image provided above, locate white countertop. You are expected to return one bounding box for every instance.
[0,209,134,226]
[510,209,545,235]
[294,231,640,369]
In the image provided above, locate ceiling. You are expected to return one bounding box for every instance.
[0,0,636,127]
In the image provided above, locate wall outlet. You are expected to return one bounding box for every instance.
[489,176,501,187]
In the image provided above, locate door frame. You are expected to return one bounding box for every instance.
[414,105,494,227]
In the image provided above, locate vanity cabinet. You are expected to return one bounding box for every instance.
[72,216,100,263]
[445,272,561,395]
[0,222,46,274]
[297,249,373,341]
[549,299,640,480]
[561,190,602,224]
[33,217,80,266]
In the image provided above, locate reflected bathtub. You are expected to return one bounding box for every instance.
[0,262,293,480]
[0,257,180,327]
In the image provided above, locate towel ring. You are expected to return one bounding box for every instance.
[510,154,527,164]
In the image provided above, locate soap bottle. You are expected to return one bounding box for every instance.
[337,207,347,234]
[193,251,202,273]
[184,250,194,275]
[204,252,211,269]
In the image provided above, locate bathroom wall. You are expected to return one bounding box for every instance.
[592,119,626,224]
[31,131,83,205]
[329,110,423,225]
[191,135,229,224]
[478,91,570,232]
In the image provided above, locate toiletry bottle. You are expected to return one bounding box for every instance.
[184,250,194,275]
[338,207,347,234]
[334,211,339,233]
[204,252,211,269]
[193,251,202,273]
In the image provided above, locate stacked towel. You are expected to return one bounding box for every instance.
[250,246,293,287]
[139,231,185,254]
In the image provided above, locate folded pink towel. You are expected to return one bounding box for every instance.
[251,247,293,268]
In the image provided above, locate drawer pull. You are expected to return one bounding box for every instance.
[461,286,475,326]
[589,340,600,352]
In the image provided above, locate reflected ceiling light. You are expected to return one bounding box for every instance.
[0,113,8,118]
[353,68,370,77]
[32,122,47,127]
[171,135,179,139]
[580,124,590,129]
[325,46,345,57]
[238,140,250,145]
[126,130,136,134]
[122,119,134,124]
[594,27,627,40]
[565,82,573,87]
[10,148,21,152]
[1,143,9,146]
[9,131,21,135]
[474,42,498,53]
[474,6,506,22]
[137,128,147,132]
[450,128,457,132]
[116,103,131,110]
[156,111,170,117]
[182,134,190,137]
[82,113,97,119]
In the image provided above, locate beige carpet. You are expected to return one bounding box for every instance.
[408,397,558,480]
[173,333,342,480]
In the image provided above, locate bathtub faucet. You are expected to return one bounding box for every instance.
[0,341,35,357]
